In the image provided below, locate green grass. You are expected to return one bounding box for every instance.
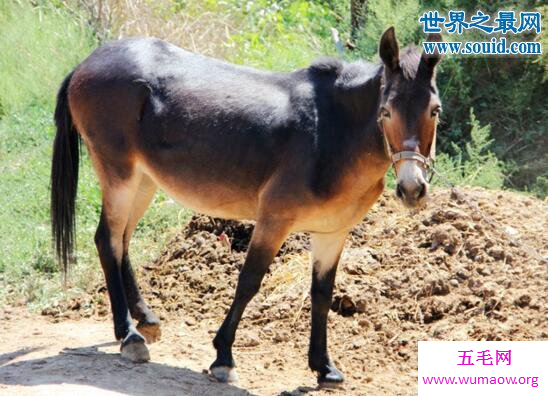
[0,1,190,309]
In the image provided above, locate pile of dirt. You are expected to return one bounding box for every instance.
[45,187,548,389]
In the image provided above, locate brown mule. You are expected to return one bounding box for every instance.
[51,27,442,384]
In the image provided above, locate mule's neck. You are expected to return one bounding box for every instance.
[310,62,390,197]
[336,62,388,166]
[359,65,386,158]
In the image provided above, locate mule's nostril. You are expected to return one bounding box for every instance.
[396,183,403,198]
[417,182,427,199]
[397,181,427,202]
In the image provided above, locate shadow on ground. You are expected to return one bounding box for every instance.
[0,344,254,396]
[0,347,44,366]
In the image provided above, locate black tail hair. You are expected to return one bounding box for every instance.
[51,71,80,275]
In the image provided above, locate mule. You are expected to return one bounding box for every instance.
[51,27,442,384]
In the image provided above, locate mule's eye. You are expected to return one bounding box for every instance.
[380,107,391,119]
[431,106,442,117]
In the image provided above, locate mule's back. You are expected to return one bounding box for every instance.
[68,37,318,220]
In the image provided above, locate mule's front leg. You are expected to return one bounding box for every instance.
[210,219,289,382]
[309,231,347,384]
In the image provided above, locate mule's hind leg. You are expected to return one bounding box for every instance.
[308,231,348,384]
[210,218,291,382]
[95,178,150,362]
[122,174,161,343]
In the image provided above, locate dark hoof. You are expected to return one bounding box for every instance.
[210,365,238,383]
[317,365,344,386]
[121,332,150,363]
[210,357,238,383]
[137,320,161,344]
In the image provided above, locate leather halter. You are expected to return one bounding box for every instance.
[378,117,437,177]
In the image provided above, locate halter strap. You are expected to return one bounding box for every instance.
[379,119,437,173]
[391,151,432,168]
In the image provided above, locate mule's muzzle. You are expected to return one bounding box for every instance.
[394,158,430,208]
[396,180,428,208]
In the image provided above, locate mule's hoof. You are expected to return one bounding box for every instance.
[210,366,238,383]
[317,365,344,386]
[121,333,150,363]
[137,321,161,344]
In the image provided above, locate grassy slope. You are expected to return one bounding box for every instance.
[0,1,188,308]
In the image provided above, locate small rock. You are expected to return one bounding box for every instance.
[430,224,462,254]
[344,262,365,275]
[514,294,531,308]
[503,225,519,237]
[358,318,371,329]
[352,338,366,349]
[487,247,505,260]
[238,332,260,347]
[355,299,367,313]
[478,282,498,298]
[477,266,492,276]
[456,269,470,280]
[273,331,289,343]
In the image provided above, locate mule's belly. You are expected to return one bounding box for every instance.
[138,159,260,220]
[138,153,386,233]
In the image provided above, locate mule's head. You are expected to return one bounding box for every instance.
[377,27,442,208]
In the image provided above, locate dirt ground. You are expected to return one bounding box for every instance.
[0,307,347,396]
[1,187,547,395]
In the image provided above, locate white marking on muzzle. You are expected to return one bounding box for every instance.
[403,137,419,150]
[397,160,426,192]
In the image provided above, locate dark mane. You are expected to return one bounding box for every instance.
[309,56,343,76]
[398,46,421,80]
[309,47,422,82]
[335,60,381,89]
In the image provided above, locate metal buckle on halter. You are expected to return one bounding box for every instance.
[391,151,432,169]
[391,151,435,183]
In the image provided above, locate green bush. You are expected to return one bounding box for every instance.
[0,0,97,292]
[433,109,505,189]
[529,176,547,199]
[353,0,421,60]
[227,0,339,70]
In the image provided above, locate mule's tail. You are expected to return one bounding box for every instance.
[51,71,80,275]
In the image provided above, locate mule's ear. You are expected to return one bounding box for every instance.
[421,32,443,69]
[379,27,399,71]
